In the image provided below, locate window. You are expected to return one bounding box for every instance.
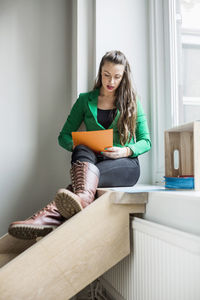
[177,0,200,123]
[149,0,200,184]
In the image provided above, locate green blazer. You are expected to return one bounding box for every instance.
[58,88,151,157]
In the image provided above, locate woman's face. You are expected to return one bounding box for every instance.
[101,61,125,94]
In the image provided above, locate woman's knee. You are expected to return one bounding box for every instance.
[73,144,92,153]
[71,144,97,164]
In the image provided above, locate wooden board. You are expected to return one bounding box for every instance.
[166,122,193,132]
[97,188,148,204]
[0,191,146,300]
[0,234,36,268]
[165,131,180,177]
[180,131,193,176]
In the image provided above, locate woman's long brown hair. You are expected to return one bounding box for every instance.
[93,50,137,145]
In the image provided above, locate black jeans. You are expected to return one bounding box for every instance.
[71,145,140,188]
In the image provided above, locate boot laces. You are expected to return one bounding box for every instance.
[71,162,87,193]
[31,201,56,219]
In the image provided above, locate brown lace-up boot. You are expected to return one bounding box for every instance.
[55,161,100,219]
[8,185,73,240]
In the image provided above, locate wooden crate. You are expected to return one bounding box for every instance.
[165,121,200,190]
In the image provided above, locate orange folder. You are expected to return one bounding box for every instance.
[72,129,113,152]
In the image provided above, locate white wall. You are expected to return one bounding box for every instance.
[0,0,72,236]
[95,0,151,183]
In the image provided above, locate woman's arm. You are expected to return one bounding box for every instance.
[128,98,151,157]
[101,98,151,159]
[58,95,85,152]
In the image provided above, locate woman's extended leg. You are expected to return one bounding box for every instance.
[8,187,73,240]
[8,201,67,240]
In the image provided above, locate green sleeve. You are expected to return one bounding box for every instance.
[128,98,151,157]
[58,94,85,152]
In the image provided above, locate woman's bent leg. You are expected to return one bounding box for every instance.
[55,145,100,218]
[97,157,140,187]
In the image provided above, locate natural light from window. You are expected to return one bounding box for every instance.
[181,0,200,30]
[180,0,200,123]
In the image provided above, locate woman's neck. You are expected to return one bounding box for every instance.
[99,86,115,99]
[98,88,116,109]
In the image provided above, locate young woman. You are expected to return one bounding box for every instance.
[8,50,151,239]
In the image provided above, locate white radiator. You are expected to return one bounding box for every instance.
[101,217,200,300]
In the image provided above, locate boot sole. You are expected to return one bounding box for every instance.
[8,224,57,240]
[55,189,83,219]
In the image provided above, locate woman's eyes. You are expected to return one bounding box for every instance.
[104,74,121,79]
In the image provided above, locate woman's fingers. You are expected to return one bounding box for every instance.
[101,147,127,158]
[104,147,115,151]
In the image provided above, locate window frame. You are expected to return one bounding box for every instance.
[150,0,200,184]
[149,0,180,184]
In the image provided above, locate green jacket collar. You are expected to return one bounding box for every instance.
[88,88,120,130]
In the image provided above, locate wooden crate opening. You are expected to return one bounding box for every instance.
[164,121,200,190]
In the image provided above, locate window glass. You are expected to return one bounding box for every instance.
[180,0,200,123]
[181,0,200,30]
[182,47,200,97]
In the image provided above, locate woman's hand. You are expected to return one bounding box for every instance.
[101,146,132,159]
